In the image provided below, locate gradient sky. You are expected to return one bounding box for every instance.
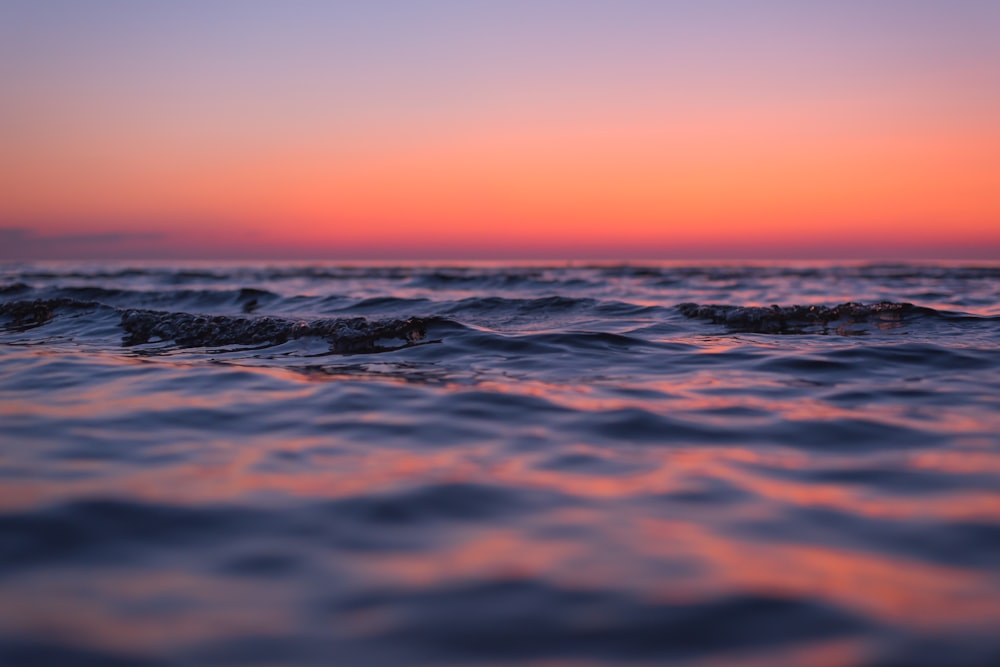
[2,0,998,260]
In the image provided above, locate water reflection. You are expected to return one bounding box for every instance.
[3,262,999,665]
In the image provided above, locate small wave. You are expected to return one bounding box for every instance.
[677,301,933,334]
[120,308,430,353]
[5,268,154,281]
[0,282,31,295]
[446,295,595,314]
[336,296,433,314]
[44,285,280,312]
[2,285,280,312]
[409,269,561,291]
[0,297,104,330]
[1,298,432,353]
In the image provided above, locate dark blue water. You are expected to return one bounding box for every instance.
[2,261,999,666]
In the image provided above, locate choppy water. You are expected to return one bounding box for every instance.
[1,261,999,667]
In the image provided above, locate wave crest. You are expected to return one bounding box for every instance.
[0,297,103,330]
[678,301,927,334]
[120,308,429,352]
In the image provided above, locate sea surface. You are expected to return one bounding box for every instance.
[1,261,999,667]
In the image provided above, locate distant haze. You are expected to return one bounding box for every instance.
[2,1,998,260]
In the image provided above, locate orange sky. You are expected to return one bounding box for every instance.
[2,1,998,259]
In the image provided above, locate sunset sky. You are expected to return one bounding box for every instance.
[2,0,998,260]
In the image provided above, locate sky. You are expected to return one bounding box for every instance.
[1,0,998,260]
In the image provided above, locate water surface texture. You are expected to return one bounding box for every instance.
[2,262,999,666]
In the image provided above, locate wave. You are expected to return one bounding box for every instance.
[443,295,595,313]
[1,284,280,312]
[121,309,431,352]
[677,301,943,334]
[4,292,995,359]
[1,298,433,353]
[0,297,106,330]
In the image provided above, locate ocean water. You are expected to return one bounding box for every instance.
[1,261,999,667]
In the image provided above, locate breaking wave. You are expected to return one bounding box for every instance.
[1,298,433,353]
[677,300,938,334]
[120,309,431,352]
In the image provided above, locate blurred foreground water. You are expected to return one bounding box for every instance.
[1,261,999,666]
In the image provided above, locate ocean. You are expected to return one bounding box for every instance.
[1,261,998,666]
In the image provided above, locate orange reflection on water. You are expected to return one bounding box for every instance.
[339,505,1000,634]
[466,373,997,446]
[633,516,1000,630]
[472,378,678,413]
[909,450,1000,474]
[4,433,998,529]
[121,443,491,505]
[694,638,869,667]
[355,526,586,588]
[719,466,1000,522]
[0,439,488,510]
